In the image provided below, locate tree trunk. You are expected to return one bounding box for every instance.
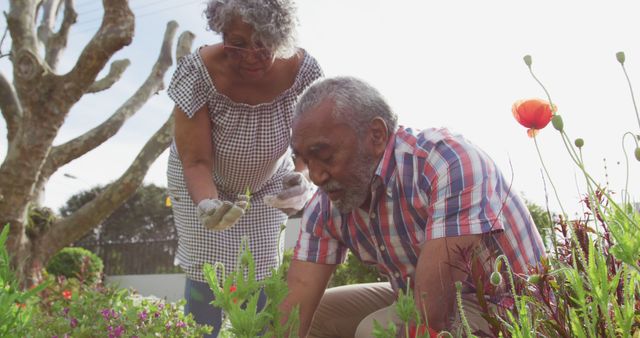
[0,0,195,285]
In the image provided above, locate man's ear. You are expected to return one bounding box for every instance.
[368,117,389,155]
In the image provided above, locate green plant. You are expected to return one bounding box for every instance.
[0,225,48,337]
[472,53,640,337]
[30,275,211,337]
[203,236,299,338]
[46,247,104,285]
[329,252,387,288]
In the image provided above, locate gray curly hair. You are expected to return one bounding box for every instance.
[295,76,399,137]
[205,0,298,58]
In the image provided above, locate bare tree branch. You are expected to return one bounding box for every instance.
[43,116,175,255]
[37,0,77,70]
[42,21,179,177]
[0,14,9,55]
[60,0,134,102]
[0,72,22,143]
[86,59,131,94]
[176,30,196,60]
[8,0,41,53]
[41,25,197,257]
[36,0,62,45]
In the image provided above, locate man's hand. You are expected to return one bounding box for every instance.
[197,196,248,231]
[264,172,314,215]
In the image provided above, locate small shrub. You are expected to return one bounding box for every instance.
[46,247,104,284]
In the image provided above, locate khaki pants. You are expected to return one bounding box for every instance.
[308,282,491,338]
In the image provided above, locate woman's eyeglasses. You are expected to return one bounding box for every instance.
[223,44,273,61]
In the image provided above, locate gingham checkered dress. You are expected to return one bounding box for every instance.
[166,48,323,283]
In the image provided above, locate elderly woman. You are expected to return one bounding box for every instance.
[166,0,322,335]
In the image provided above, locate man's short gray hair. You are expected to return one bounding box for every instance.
[205,0,297,58]
[295,76,398,137]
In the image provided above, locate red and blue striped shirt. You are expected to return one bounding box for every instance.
[293,127,545,291]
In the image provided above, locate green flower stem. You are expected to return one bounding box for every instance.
[619,63,640,130]
[555,129,636,227]
[454,282,473,338]
[528,66,555,111]
[559,130,583,169]
[494,255,517,301]
[621,132,639,205]
[533,136,568,217]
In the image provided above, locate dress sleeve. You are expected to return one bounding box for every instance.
[293,52,324,96]
[167,52,211,118]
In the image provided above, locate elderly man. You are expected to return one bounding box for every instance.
[280,76,545,337]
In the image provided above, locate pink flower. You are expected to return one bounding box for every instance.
[62,290,72,300]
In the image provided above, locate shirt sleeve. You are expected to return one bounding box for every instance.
[422,135,506,240]
[293,191,348,264]
[167,52,211,118]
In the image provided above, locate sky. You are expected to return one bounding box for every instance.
[1,0,639,218]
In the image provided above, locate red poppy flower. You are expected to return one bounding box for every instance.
[512,98,555,137]
[62,290,72,300]
[229,285,238,303]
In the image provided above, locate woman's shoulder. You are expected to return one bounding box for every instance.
[290,48,323,91]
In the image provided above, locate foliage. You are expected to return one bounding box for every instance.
[525,199,554,245]
[61,184,176,243]
[46,247,104,285]
[475,199,640,337]
[440,53,640,337]
[329,251,387,288]
[0,225,48,337]
[26,205,57,240]
[29,275,211,337]
[203,236,300,338]
[59,184,180,275]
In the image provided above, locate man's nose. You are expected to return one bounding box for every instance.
[308,161,329,186]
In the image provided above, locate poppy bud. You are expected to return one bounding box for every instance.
[490,271,503,286]
[527,274,542,284]
[574,138,584,148]
[523,55,532,67]
[635,147,640,161]
[552,115,564,132]
[616,51,625,65]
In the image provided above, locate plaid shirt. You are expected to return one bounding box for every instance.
[294,127,545,291]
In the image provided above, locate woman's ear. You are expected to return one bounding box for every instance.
[368,117,389,155]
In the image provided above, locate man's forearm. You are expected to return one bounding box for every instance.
[281,260,336,337]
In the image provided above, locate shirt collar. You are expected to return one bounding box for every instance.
[373,127,402,187]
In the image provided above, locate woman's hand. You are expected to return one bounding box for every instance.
[264,171,314,215]
[197,195,249,231]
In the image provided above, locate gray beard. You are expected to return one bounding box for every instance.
[323,147,378,213]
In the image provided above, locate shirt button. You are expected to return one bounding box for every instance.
[394,272,401,278]
[370,213,376,220]
[379,245,385,251]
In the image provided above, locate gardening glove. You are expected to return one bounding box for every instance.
[197,195,249,231]
[264,171,314,215]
